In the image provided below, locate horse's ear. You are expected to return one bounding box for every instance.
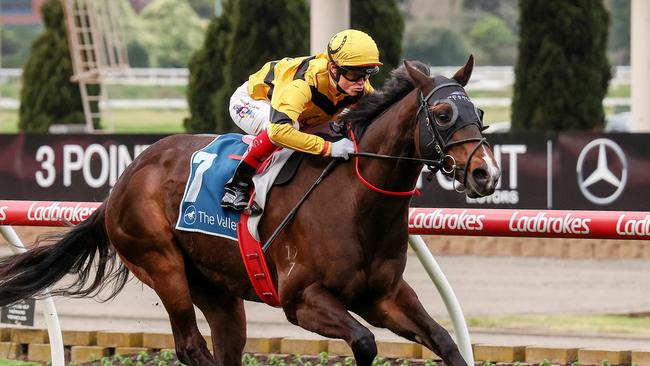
[452,54,474,87]
[404,60,430,89]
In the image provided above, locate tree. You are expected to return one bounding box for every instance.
[351,0,404,87]
[511,0,611,131]
[606,0,630,65]
[139,0,208,67]
[184,0,233,133]
[468,15,517,66]
[18,0,98,132]
[185,0,309,133]
[403,25,469,66]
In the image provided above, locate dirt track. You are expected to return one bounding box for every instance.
[2,227,650,350]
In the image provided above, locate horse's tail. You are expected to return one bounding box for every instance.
[0,204,129,306]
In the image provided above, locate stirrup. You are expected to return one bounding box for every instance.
[244,202,263,216]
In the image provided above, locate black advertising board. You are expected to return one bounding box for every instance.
[555,133,650,211]
[0,134,166,201]
[412,133,555,209]
[1,133,649,211]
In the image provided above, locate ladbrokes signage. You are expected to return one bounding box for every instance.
[0,133,648,210]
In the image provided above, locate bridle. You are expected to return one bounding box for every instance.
[350,77,489,196]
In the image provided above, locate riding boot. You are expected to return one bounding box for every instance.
[221,161,257,212]
[221,130,277,214]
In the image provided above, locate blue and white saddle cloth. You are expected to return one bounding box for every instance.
[175,133,294,241]
[175,134,248,241]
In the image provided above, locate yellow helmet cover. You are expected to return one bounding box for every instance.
[327,29,382,67]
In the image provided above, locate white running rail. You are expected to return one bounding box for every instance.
[0,226,65,366]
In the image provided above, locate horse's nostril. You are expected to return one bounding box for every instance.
[472,167,489,185]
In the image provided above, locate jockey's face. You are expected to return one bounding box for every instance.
[328,62,366,96]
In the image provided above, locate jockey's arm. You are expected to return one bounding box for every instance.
[267,79,333,156]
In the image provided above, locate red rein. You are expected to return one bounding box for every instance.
[349,133,420,197]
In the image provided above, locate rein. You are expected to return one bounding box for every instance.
[262,159,339,252]
[349,131,428,196]
[347,79,490,197]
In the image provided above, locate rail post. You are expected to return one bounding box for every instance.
[408,234,474,365]
[0,226,65,366]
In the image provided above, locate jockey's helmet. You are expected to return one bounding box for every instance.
[327,29,382,80]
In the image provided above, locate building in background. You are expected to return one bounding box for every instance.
[0,0,46,25]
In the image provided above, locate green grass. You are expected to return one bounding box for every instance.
[0,360,42,366]
[0,109,19,133]
[479,106,510,125]
[108,109,187,133]
[467,314,650,335]
[0,81,22,99]
[105,84,186,99]
[0,108,187,134]
[1,81,186,100]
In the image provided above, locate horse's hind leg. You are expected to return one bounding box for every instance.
[283,283,378,366]
[187,267,246,366]
[355,280,467,366]
[113,242,217,366]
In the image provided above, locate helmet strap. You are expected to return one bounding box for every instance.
[328,65,348,95]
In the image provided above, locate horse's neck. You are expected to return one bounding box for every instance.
[355,89,421,195]
[358,90,418,156]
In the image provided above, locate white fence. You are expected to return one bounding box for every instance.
[0,66,632,87]
[0,67,632,110]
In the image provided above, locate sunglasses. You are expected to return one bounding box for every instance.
[337,65,379,82]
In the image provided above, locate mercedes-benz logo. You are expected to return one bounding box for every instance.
[576,138,628,205]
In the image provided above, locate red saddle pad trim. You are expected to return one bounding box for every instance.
[237,213,281,307]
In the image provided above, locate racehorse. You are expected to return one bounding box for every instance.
[0,58,500,366]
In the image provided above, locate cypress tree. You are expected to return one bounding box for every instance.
[213,0,309,133]
[511,0,611,131]
[185,0,309,133]
[351,0,404,87]
[19,0,99,132]
[184,0,233,133]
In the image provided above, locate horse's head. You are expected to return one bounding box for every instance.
[404,56,500,198]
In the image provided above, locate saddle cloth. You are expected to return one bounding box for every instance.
[175,133,293,241]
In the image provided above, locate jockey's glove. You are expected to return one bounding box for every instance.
[330,138,355,160]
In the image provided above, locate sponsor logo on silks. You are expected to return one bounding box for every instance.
[0,206,7,221]
[27,202,96,223]
[233,102,256,119]
[409,208,485,231]
[616,215,650,236]
[508,211,591,235]
[183,205,197,225]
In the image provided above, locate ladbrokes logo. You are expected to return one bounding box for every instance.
[27,202,96,222]
[616,215,650,236]
[409,209,485,231]
[508,211,591,235]
[0,206,7,221]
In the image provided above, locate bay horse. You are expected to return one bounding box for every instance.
[0,58,499,366]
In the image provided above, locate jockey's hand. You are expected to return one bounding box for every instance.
[330,138,355,160]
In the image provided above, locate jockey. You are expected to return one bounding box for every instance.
[221,29,383,213]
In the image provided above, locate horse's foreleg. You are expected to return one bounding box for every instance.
[356,280,467,366]
[282,283,377,366]
[188,270,246,366]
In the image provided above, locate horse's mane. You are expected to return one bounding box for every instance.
[342,60,431,139]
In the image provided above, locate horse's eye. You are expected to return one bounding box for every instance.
[436,112,452,124]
